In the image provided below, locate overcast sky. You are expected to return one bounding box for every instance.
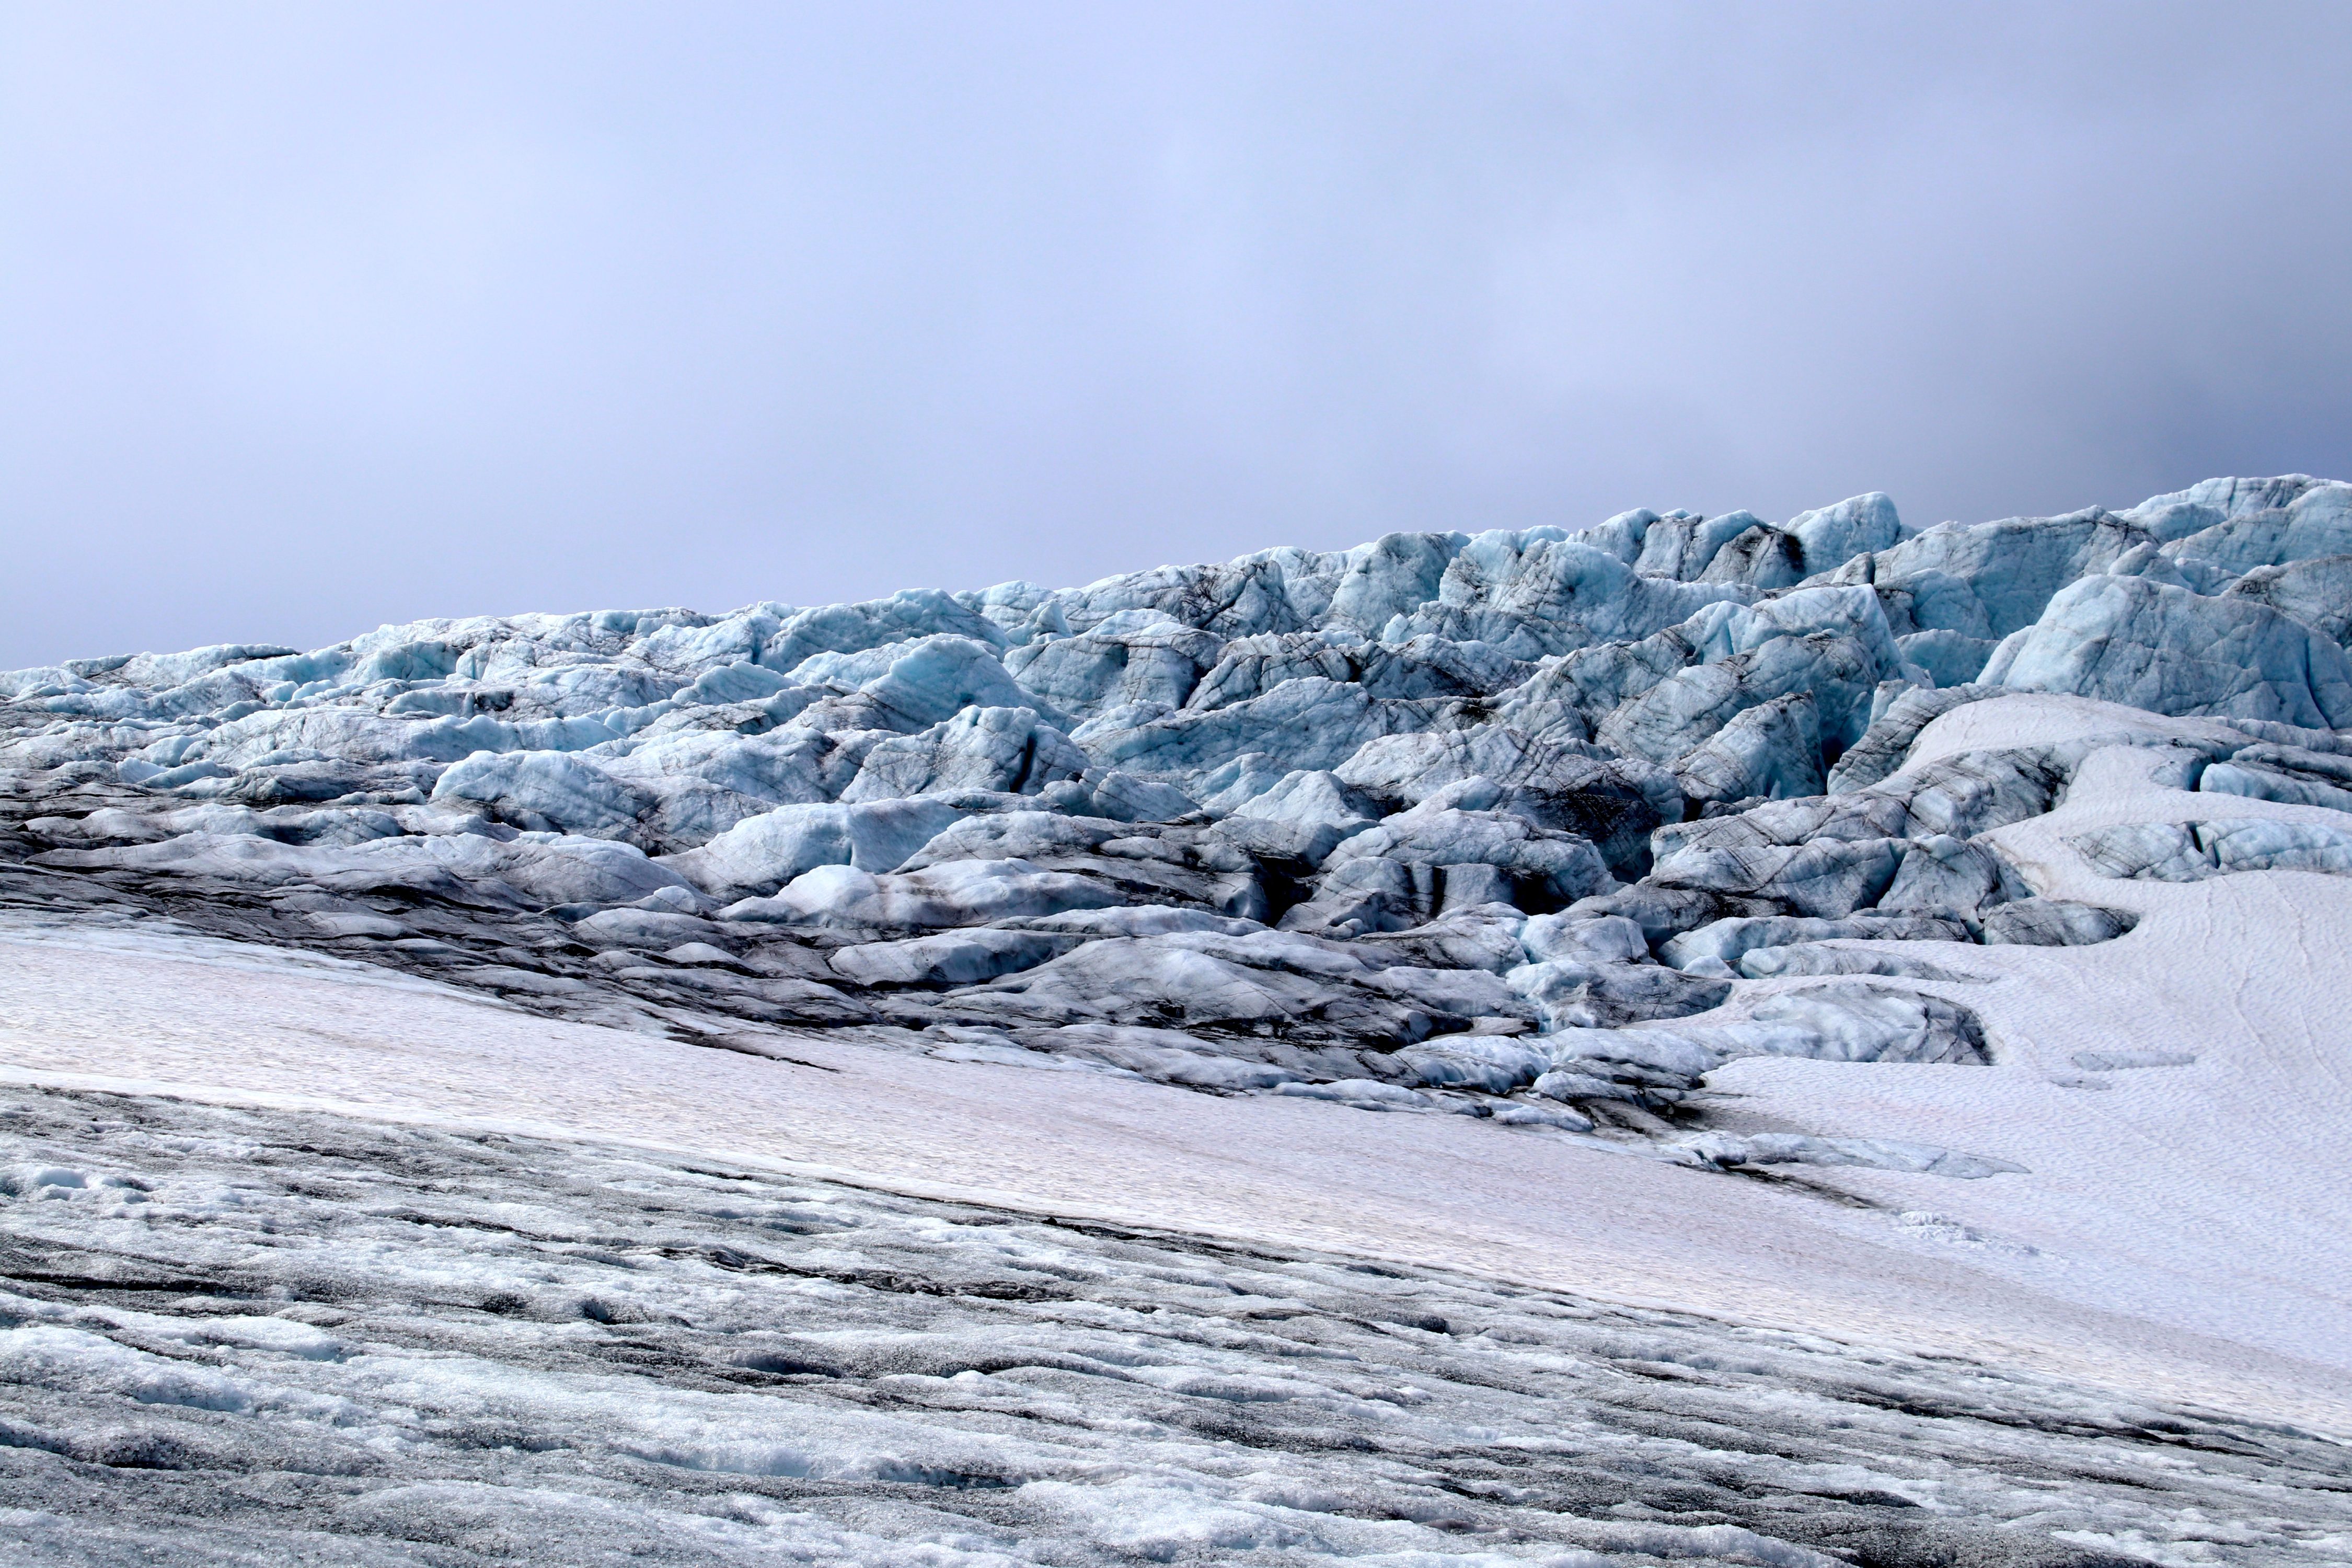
[4,2,2350,668]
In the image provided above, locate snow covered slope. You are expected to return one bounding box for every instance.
[4,476,2351,1562]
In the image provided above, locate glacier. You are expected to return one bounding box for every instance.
[3,475,2351,1563]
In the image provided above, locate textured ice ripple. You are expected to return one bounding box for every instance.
[0,1086,2345,1567]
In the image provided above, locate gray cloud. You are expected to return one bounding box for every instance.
[4,1,2349,667]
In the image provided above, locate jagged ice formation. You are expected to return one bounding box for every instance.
[4,476,2352,1563]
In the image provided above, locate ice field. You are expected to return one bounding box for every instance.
[4,475,2351,1562]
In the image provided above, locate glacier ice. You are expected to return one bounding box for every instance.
[7,474,2352,1166]
[1982,573,2352,728]
[0,1085,2340,1567]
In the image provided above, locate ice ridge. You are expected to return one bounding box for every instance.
[5,475,2350,1149]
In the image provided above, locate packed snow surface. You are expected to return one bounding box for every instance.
[5,475,2352,1561]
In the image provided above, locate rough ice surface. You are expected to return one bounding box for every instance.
[7,476,2352,1560]
[3,1086,2345,1568]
